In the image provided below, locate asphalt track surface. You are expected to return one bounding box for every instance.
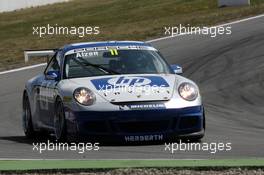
[0,15,264,159]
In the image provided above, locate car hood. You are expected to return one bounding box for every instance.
[68,74,177,103]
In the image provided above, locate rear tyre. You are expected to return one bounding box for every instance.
[54,98,67,142]
[22,93,36,138]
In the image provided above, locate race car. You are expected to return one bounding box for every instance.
[22,41,205,142]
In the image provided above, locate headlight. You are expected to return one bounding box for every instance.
[178,82,198,101]
[74,88,96,106]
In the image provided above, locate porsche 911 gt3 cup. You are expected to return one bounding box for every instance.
[22,41,205,142]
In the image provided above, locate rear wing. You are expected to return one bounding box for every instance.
[24,49,57,63]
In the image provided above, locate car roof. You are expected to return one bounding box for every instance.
[61,41,151,54]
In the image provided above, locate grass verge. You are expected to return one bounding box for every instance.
[0,159,264,171]
[0,0,264,71]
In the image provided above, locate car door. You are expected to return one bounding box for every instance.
[38,53,61,127]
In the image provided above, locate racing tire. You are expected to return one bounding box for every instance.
[54,98,67,142]
[22,92,36,138]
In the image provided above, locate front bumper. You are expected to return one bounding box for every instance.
[65,106,205,142]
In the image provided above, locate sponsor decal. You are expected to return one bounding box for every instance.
[76,51,98,58]
[109,49,118,56]
[124,134,164,142]
[65,45,157,56]
[91,76,169,90]
[108,76,151,87]
[127,103,166,110]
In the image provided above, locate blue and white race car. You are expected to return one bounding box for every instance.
[22,41,205,142]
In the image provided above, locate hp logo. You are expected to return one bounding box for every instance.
[108,76,151,87]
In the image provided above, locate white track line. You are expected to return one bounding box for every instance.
[0,158,205,160]
[0,13,264,76]
[147,13,264,43]
[0,63,46,75]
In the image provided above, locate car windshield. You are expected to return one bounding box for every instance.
[64,49,172,79]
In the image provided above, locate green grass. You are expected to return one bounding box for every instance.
[0,159,264,171]
[0,0,264,71]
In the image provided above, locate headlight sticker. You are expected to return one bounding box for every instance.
[178,82,198,101]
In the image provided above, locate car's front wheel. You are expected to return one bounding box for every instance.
[22,92,36,138]
[54,98,67,141]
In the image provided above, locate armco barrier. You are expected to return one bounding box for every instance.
[218,0,250,7]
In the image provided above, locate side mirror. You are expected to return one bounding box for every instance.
[171,64,183,74]
[45,70,60,81]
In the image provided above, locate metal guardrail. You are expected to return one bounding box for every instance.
[218,0,251,7]
[24,49,56,63]
[218,0,250,7]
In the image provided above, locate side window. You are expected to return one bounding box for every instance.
[44,54,60,74]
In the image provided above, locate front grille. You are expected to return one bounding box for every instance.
[117,120,170,133]
[84,121,108,133]
[179,116,199,129]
